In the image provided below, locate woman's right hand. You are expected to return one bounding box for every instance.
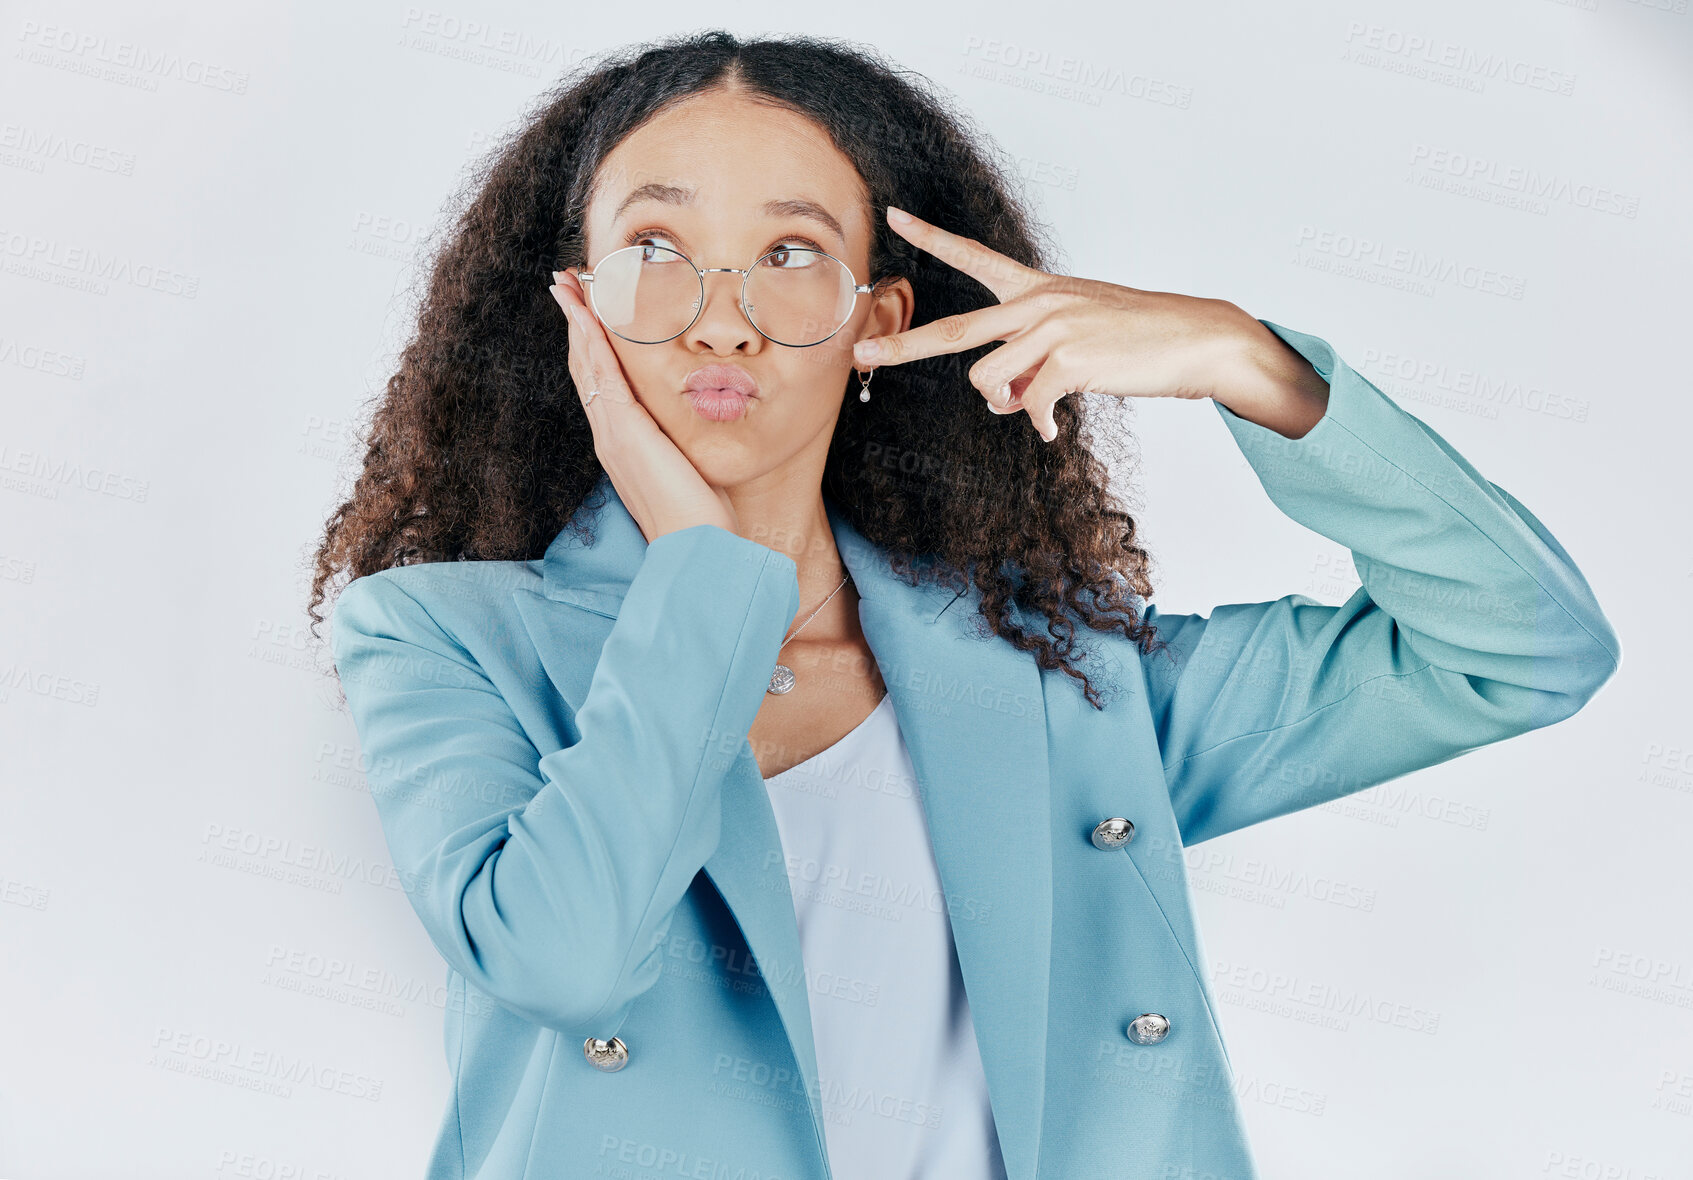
[550,269,739,544]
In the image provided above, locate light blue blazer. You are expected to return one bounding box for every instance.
[331,319,1620,1180]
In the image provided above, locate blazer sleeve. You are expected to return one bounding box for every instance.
[1142,318,1621,847]
[330,523,799,1036]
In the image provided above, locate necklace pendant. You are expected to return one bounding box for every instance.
[767,664,796,695]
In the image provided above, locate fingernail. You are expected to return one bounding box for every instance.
[552,270,564,283]
[854,339,880,361]
[997,382,1011,405]
[886,206,912,224]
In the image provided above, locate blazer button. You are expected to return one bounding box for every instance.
[583,1035,629,1072]
[1091,817,1135,850]
[1126,1013,1170,1045]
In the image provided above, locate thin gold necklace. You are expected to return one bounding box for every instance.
[767,572,851,695]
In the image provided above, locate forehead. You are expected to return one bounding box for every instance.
[588,92,869,240]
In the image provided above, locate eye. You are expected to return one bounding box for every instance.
[763,242,825,268]
[622,231,683,264]
[765,245,822,269]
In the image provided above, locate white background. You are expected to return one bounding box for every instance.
[2,1,1690,1177]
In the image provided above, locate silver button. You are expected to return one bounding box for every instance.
[1091,817,1135,850]
[583,1035,629,1071]
[1127,1013,1170,1044]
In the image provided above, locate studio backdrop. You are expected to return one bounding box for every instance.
[2,2,1689,1178]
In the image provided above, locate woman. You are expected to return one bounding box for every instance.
[311,30,1620,1180]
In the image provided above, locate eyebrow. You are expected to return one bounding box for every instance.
[610,183,848,245]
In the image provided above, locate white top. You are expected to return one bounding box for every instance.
[761,693,1009,1180]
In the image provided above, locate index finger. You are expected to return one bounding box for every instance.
[883,206,1043,303]
[853,299,1029,369]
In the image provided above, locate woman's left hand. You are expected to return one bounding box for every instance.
[853,206,1329,442]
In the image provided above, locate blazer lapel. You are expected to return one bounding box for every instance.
[511,475,1052,1180]
[827,497,1052,1180]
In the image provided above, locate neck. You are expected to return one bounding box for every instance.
[723,474,853,638]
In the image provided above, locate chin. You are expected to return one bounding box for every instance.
[660,431,760,486]
[645,396,813,490]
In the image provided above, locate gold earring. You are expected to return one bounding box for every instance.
[855,367,875,403]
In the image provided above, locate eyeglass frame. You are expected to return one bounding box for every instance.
[575,243,878,348]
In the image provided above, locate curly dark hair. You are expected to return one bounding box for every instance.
[306,28,1174,710]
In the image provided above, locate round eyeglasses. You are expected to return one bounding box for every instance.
[577,243,875,347]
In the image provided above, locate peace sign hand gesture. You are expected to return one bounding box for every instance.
[853,207,1329,442]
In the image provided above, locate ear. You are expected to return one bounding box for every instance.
[867,275,915,340]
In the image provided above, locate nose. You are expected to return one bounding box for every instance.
[686,269,762,354]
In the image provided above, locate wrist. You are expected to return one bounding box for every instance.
[1211,317,1331,439]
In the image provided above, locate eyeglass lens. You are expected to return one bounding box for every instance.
[588,245,858,346]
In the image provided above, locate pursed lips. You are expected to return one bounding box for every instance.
[683,363,760,398]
